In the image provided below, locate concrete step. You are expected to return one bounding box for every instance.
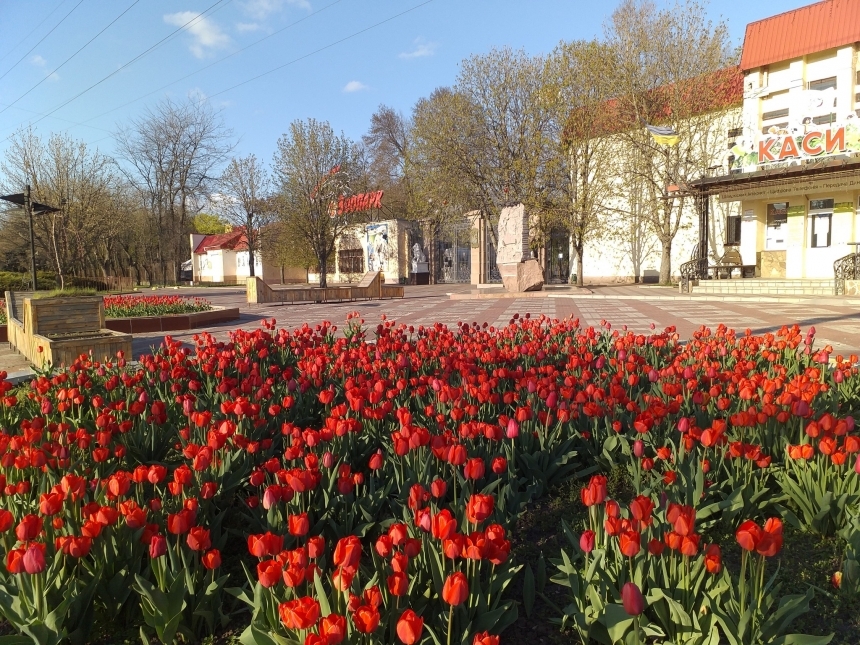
[693,279,835,296]
[0,343,34,383]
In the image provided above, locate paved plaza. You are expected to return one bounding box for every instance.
[126,283,860,359]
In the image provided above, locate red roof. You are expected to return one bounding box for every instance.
[193,229,248,255]
[740,0,860,71]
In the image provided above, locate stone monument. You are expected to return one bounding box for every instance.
[495,203,544,292]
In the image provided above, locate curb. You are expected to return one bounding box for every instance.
[449,291,858,306]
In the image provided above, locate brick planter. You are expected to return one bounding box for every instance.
[0,325,6,343]
[104,306,240,334]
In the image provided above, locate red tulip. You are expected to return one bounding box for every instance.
[442,571,469,605]
[466,494,494,524]
[319,613,346,644]
[621,581,644,616]
[463,457,485,480]
[0,509,14,532]
[23,544,46,574]
[289,513,310,537]
[307,535,325,559]
[580,475,607,507]
[704,544,721,573]
[473,632,500,645]
[579,530,595,554]
[202,549,221,569]
[186,527,211,551]
[352,604,380,633]
[432,510,457,540]
[667,503,695,537]
[279,596,320,630]
[736,520,763,552]
[257,559,282,587]
[6,548,25,574]
[149,534,167,558]
[629,496,654,526]
[15,515,42,541]
[333,535,361,569]
[396,609,424,644]
[491,456,507,473]
[430,478,447,498]
[619,530,641,557]
[387,571,408,596]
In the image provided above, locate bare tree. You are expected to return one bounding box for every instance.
[217,154,273,278]
[362,105,411,220]
[606,0,737,283]
[271,118,368,288]
[0,127,122,288]
[544,39,617,286]
[114,98,233,284]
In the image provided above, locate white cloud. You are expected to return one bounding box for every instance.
[399,37,437,59]
[164,11,231,59]
[242,0,309,20]
[31,55,47,67]
[343,80,368,93]
[47,72,60,82]
[236,22,261,33]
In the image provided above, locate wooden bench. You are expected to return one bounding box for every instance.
[710,248,755,279]
[350,271,383,299]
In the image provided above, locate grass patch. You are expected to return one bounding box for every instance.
[32,288,98,299]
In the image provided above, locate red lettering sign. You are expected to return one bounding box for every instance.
[758,139,777,162]
[778,136,799,160]
[801,131,824,156]
[826,127,845,154]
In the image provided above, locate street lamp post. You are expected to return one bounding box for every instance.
[0,186,61,291]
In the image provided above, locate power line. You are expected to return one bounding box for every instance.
[0,0,87,83]
[0,0,144,116]
[0,101,113,134]
[207,0,435,100]
[0,0,234,139]
[82,0,346,124]
[0,0,70,66]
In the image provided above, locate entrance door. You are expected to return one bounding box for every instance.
[546,228,570,283]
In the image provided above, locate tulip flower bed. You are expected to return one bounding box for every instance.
[0,314,859,645]
[102,295,212,318]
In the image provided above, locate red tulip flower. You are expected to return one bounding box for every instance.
[619,530,641,557]
[466,494,494,524]
[442,571,469,606]
[257,559,282,588]
[387,571,408,596]
[621,581,645,616]
[432,510,457,540]
[15,515,42,542]
[186,526,211,551]
[580,475,607,507]
[319,613,346,644]
[736,520,764,552]
[473,632,500,645]
[704,544,722,573]
[149,534,167,559]
[333,535,362,569]
[352,604,380,633]
[279,596,320,630]
[580,530,595,554]
[23,544,46,574]
[396,609,424,644]
[202,549,221,569]
[289,512,310,537]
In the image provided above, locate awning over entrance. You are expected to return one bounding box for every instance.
[691,155,860,201]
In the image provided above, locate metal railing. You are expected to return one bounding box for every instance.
[833,253,860,295]
[679,257,708,293]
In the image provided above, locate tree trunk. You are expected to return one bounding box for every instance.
[659,239,672,284]
[576,247,584,287]
[249,249,256,278]
[318,254,327,288]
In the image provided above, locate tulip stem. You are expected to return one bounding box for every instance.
[739,550,748,618]
[446,604,454,645]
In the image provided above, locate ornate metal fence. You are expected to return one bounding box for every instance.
[833,252,860,295]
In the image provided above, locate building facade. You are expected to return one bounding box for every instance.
[694,0,860,281]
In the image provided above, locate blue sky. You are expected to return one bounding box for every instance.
[0,0,812,165]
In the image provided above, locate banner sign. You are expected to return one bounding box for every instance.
[337,191,383,215]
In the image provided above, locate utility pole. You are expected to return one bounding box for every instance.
[25,184,37,291]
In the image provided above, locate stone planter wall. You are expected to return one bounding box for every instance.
[104,306,241,334]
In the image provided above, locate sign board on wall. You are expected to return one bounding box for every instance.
[730,86,860,172]
[719,175,860,203]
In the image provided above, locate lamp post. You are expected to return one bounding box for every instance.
[0,185,61,291]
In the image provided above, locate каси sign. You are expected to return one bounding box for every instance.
[732,122,860,171]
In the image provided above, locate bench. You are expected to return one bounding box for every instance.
[709,248,756,280]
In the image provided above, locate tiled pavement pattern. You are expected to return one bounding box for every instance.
[125,284,860,359]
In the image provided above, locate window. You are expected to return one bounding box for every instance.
[813,113,837,126]
[727,127,743,139]
[762,122,789,135]
[811,214,832,248]
[762,108,789,121]
[767,203,788,226]
[338,249,364,274]
[766,202,787,250]
[808,77,837,91]
[809,199,834,249]
[726,215,741,246]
